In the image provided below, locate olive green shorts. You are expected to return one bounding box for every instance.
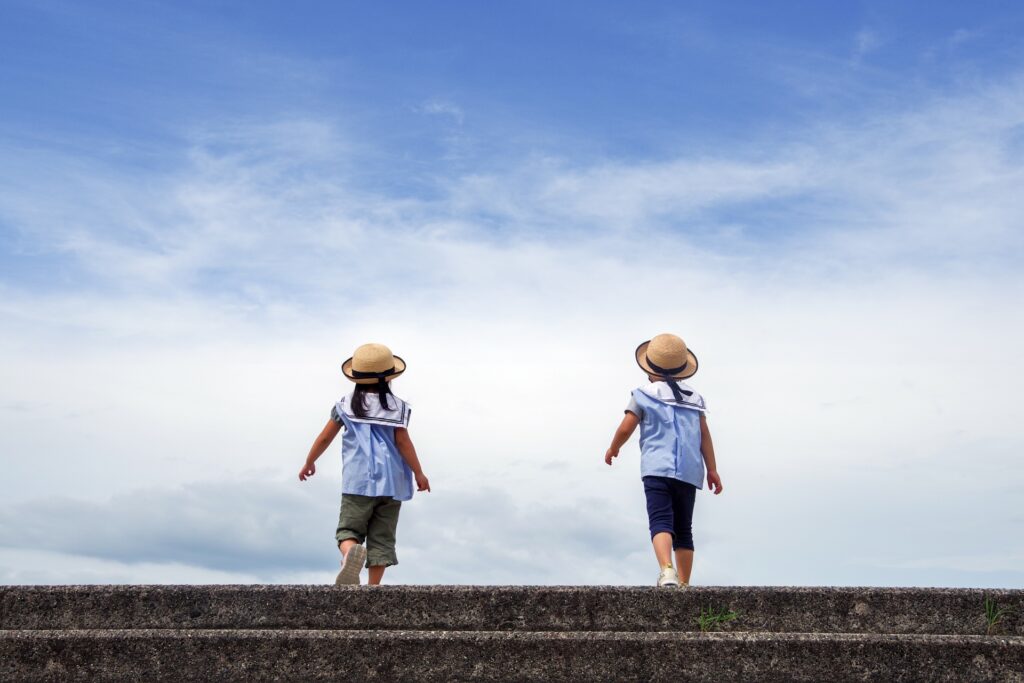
[335,493,402,567]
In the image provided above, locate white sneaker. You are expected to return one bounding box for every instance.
[335,545,366,586]
[657,566,680,587]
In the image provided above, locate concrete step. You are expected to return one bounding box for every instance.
[3,585,1022,635]
[3,628,1023,682]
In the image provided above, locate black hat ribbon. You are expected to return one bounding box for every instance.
[646,356,693,403]
[350,367,395,409]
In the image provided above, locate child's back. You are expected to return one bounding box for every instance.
[628,380,707,488]
[605,333,722,587]
[299,343,430,586]
[333,390,414,500]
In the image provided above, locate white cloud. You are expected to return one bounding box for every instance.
[0,548,270,585]
[2,68,1024,587]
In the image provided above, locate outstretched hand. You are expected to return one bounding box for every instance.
[298,461,316,481]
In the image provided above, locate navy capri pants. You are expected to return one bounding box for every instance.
[642,475,696,550]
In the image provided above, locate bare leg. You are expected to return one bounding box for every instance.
[338,540,364,579]
[367,566,386,585]
[652,532,674,568]
[339,540,358,558]
[674,549,694,584]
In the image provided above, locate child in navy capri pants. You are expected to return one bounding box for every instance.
[605,333,723,587]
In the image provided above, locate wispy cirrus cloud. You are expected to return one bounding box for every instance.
[5,67,1024,306]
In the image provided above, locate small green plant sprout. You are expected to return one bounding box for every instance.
[984,596,1013,635]
[695,605,740,633]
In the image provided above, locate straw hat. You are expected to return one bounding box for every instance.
[341,343,406,384]
[635,333,698,380]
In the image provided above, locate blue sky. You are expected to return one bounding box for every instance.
[1,1,1023,587]
[5,1,1024,144]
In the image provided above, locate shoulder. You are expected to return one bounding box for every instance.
[677,382,708,411]
[626,389,644,415]
[335,392,354,415]
[633,382,662,402]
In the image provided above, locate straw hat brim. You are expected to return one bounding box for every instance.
[635,341,698,380]
[341,355,407,384]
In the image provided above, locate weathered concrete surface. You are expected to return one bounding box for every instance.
[2,585,1022,635]
[2,629,1022,682]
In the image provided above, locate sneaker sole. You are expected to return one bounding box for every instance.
[335,545,366,586]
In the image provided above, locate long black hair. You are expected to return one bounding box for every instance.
[351,380,393,418]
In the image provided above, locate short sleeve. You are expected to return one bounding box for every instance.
[330,405,343,425]
[625,394,643,418]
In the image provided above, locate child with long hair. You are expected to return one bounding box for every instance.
[299,343,430,585]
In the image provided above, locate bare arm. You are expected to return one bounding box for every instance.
[395,427,431,492]
[299,419,342,481]
[605,412,640,465]
[700,413,723,494]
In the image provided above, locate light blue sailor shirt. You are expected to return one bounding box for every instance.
[330,391,414,501]
[626,381,707,489]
